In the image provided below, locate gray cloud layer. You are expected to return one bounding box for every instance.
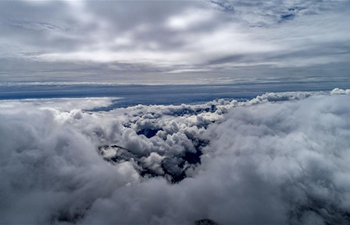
[0,0,349,84]
[1,89,350,224]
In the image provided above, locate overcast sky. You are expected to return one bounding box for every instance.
[0,0,349,84]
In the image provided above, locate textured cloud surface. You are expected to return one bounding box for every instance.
[0,0,349,84]
[1,89,350,224]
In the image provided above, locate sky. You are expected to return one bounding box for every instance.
[1,1,350,224]
[0,0,349,85]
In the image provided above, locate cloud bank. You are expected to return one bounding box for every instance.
[1,89,350,224]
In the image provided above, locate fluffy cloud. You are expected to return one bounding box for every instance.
[1,89,350,224]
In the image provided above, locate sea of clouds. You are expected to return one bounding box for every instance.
[1,88,350,225]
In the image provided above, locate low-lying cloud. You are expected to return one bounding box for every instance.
[1,89,350,224]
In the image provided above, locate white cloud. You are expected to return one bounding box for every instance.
[114,36,133,46]
[1,89,350,224]
[166,8,214,30]
[0,97,117,111]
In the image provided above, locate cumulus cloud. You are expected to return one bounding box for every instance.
[1,89,350,224]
